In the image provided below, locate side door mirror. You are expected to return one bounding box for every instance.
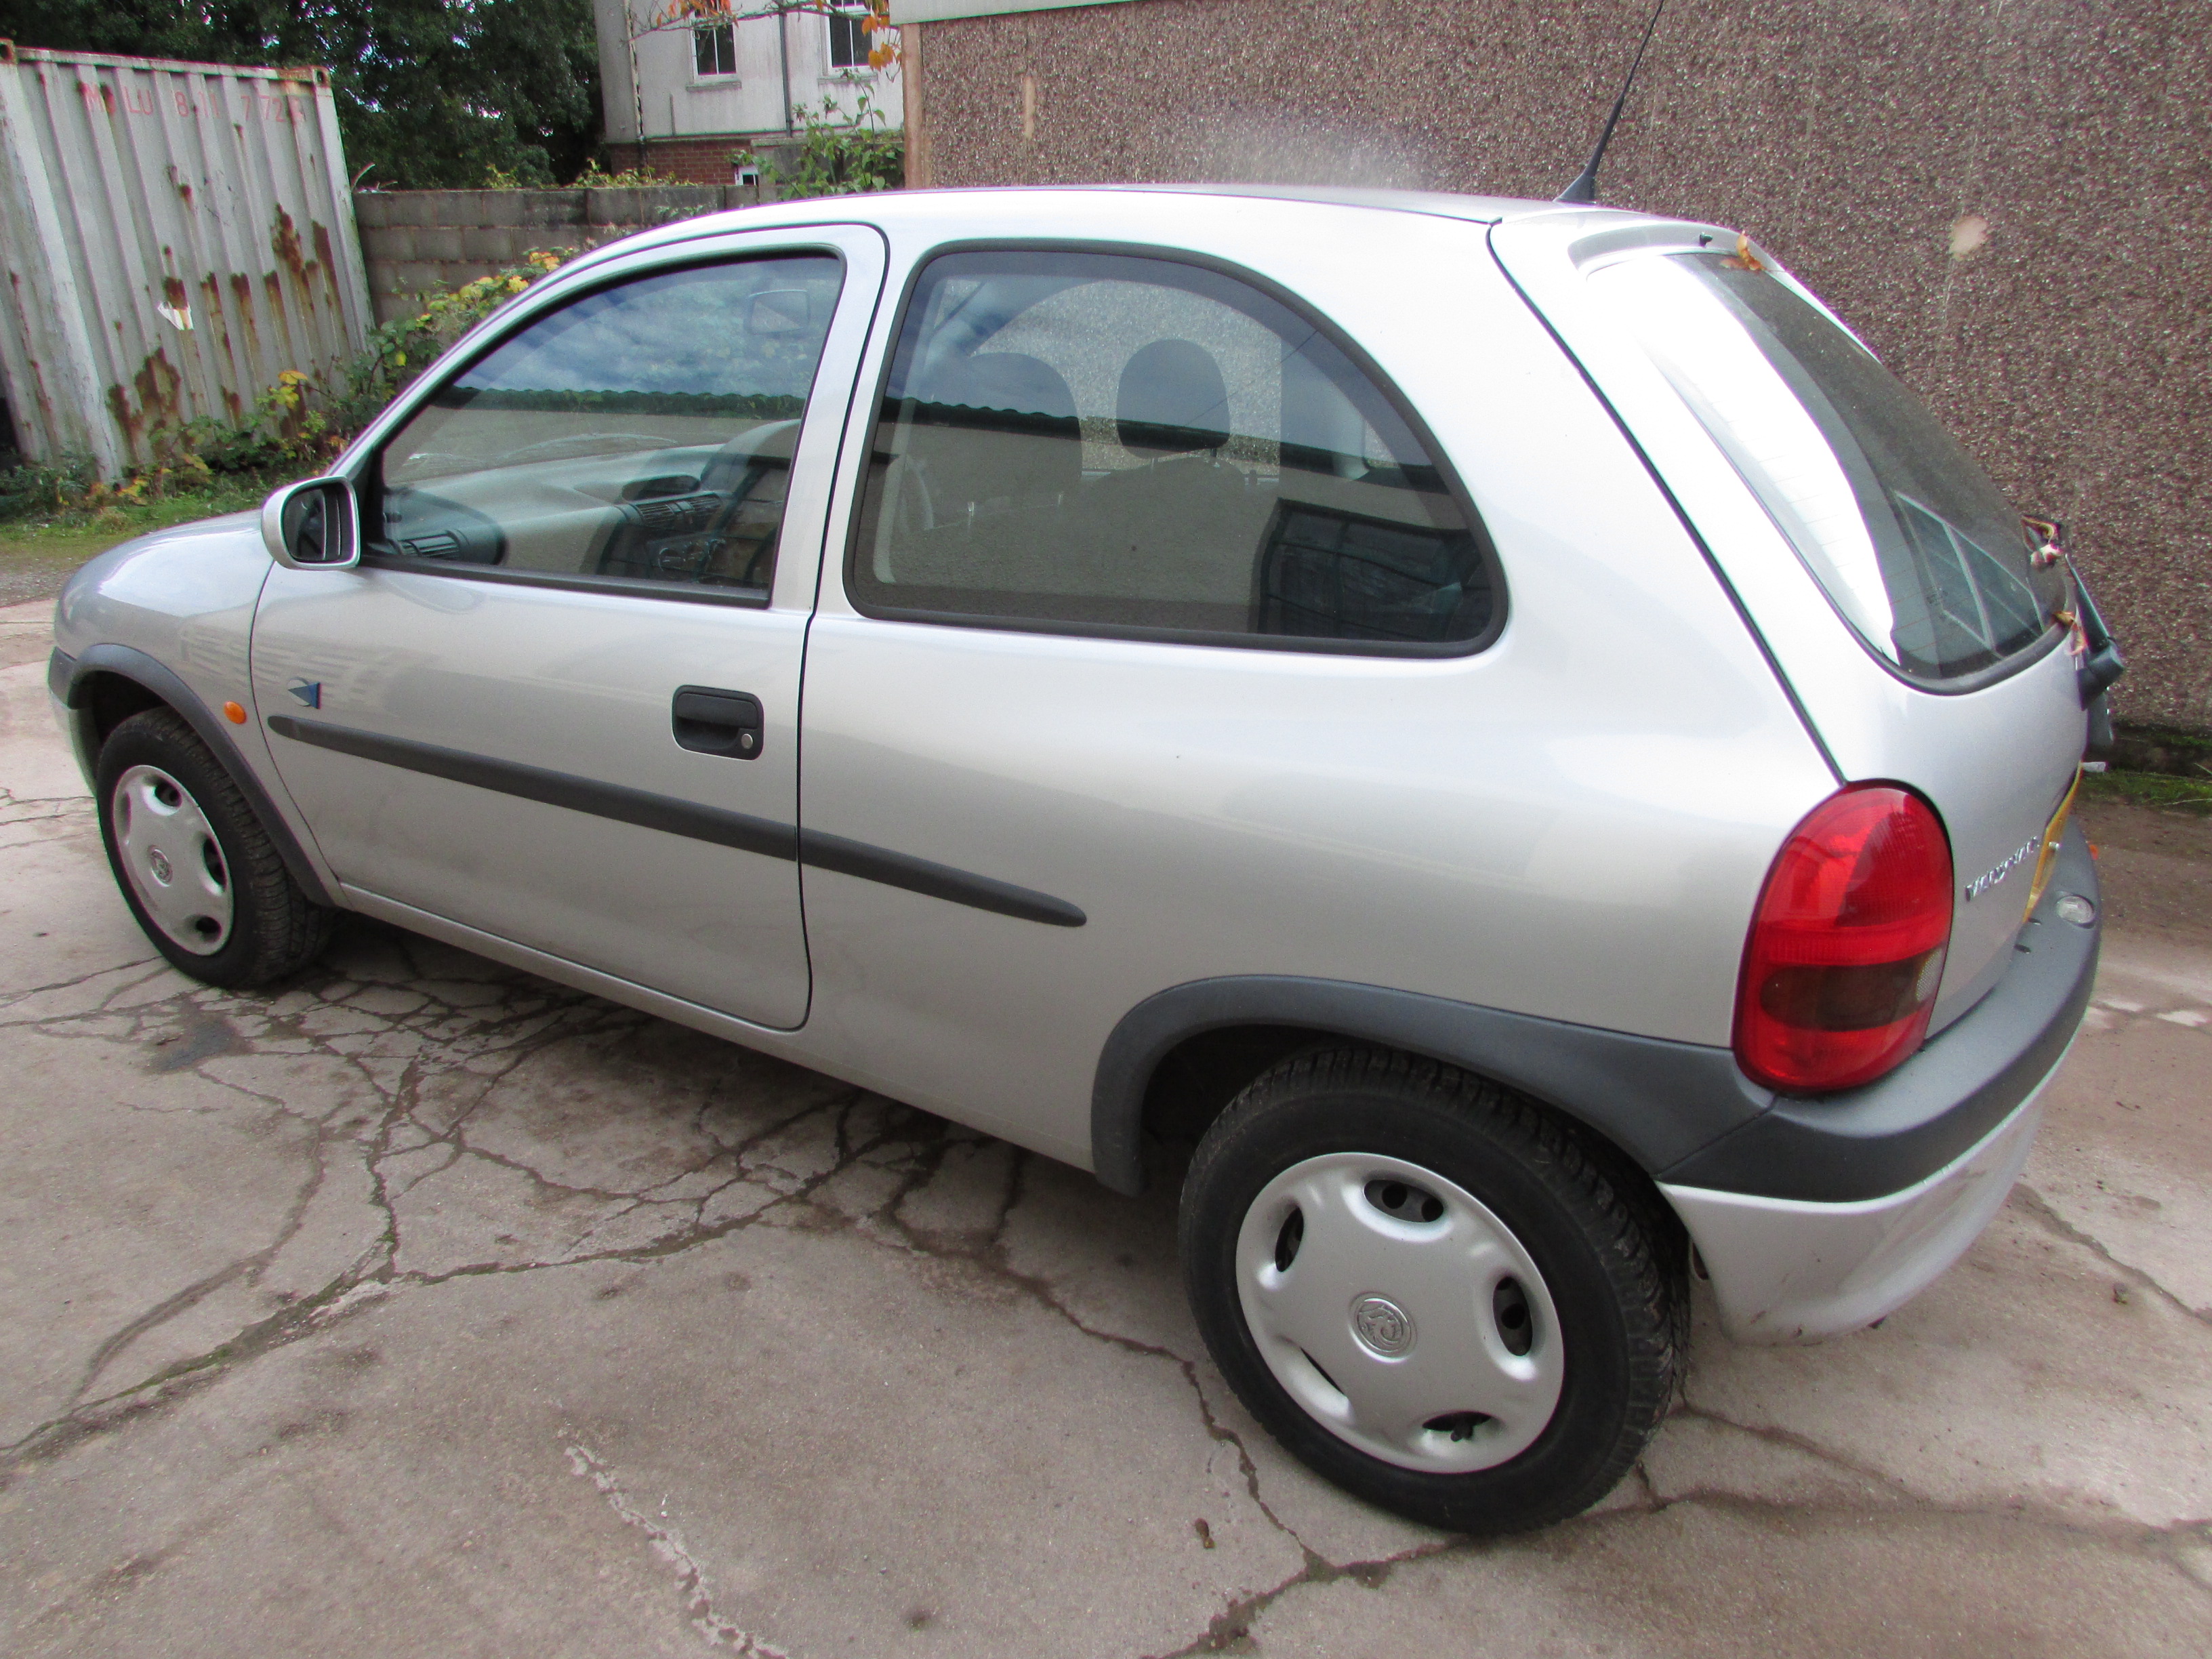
[260,477,361,570]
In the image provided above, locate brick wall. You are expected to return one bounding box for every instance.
[605,137,800,186]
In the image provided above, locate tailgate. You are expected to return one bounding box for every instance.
[1492,210,2089,1029]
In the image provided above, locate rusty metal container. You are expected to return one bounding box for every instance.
[0,42,373,475]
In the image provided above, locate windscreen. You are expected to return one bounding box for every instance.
[1591,251,2064,683]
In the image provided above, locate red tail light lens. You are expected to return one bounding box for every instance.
[1735,785,1954,1093]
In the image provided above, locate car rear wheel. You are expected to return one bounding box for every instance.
[1179,1046,1683,1533]
[96,707,335,988]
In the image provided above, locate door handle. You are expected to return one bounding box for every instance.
[672,687,764,758]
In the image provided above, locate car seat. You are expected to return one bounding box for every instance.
[908,351,1082,522]
[875,350,1083,593]
[1078,338,1275,625]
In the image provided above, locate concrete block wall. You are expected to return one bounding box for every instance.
[352,186,763,323]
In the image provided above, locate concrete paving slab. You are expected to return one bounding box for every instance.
[1236,1503,2212,1658]
[3,606,2210,1655]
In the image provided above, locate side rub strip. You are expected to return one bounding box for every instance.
[265,716,1084,928]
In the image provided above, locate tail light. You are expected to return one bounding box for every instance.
[1735,785,1954,1093]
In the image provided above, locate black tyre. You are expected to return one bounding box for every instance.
[1179,1046,1683,1534]
[96,707,335,988]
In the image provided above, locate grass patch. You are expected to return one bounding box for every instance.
[2081,769,2212,817]
[0,486,270,607]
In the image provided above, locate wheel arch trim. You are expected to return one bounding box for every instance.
[61,643,336,908]
[1089,975,1771,1196]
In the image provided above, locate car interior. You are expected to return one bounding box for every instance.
[365,256,842,596]
[356,249,1495,647]
[854,262,1496,645]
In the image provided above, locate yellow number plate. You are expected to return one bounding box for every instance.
[2022,768,2082,921]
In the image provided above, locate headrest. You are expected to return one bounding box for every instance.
[1116,339,1231,457]
[915,352,1079,443]
[960,352,1078,428]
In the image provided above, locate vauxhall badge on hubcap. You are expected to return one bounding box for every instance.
[1351,1294,1415,1357]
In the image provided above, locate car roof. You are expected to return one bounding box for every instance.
[588,183,1639,271]
[1054,182,1532,223]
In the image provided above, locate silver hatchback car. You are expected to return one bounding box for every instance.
[49,188,2113,1533]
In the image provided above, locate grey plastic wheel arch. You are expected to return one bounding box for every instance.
[1099,827,2100,1207]
[60,642,335,909]
[1088,975,1773,1197]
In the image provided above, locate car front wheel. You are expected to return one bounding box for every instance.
[1179,1046,1683,1533]
[96,707,335,987]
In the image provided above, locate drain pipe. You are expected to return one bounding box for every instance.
[626,1,647,169]
[778,5,794,133]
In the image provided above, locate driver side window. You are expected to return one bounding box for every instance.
[370,254,844,596]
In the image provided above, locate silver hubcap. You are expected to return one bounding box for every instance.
[1235,1152,1564,1473]
[112,764,233,955]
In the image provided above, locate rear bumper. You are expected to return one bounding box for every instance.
[1663,1067,2053,1341]
[1657,821,2099,1342]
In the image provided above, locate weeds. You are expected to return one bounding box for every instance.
[0,456,102,524]
[2082,769,2212,817]
[569,159,681,188]
[764,93,903,200]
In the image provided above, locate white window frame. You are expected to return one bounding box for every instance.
[692,22,740,81]
[825,5,876,79]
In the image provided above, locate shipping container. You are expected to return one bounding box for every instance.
[0,42,372,476]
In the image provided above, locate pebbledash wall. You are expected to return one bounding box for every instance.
[891,0,2212,732]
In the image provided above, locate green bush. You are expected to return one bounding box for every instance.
[0,451,268,533]
[0,455,100,524]
[766,93,903,201]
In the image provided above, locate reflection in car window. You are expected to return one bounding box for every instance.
[370,256,843,593]
[1593,252,2064,682]
[849,251,1495,648]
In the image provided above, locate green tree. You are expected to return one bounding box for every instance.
[0,0,602,188]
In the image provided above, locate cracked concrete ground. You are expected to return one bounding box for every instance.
[2,593,2209,1657]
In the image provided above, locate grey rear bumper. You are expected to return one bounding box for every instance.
[1657,821,2100,1203]
[1659,821,2100,1341]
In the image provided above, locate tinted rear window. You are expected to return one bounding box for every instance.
[848,249,1496,651]
[1593,251,2063,684]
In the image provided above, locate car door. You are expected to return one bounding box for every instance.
[251,226,884,1029]
[792,242,1515,1160]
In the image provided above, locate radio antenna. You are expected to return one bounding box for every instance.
[1556,0,1667,205]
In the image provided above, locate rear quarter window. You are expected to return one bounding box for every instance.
[847,248,1500,653]
[1590,251,2065,685]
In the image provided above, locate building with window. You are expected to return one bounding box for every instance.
[594,1,903,184]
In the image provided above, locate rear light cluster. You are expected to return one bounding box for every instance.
[1734,785,1954,1094]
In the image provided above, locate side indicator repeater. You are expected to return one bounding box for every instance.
[222,700,247,724]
